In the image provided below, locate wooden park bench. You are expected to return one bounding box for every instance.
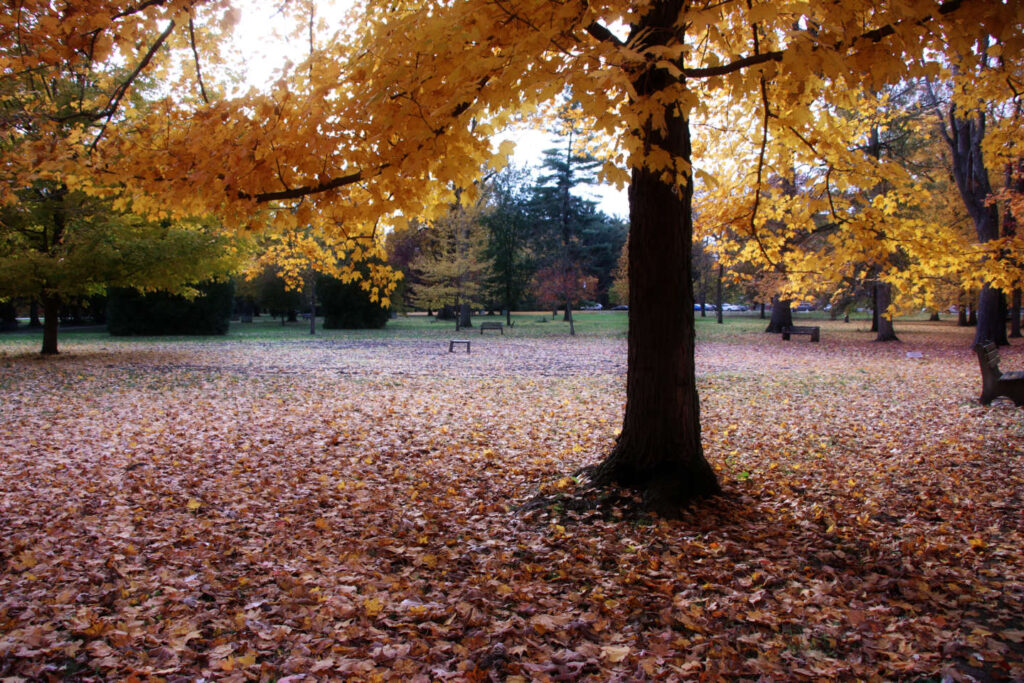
[781,325,820,342]
[449,339,470,353]
[479,322,503,335]
[974,341,1024,406]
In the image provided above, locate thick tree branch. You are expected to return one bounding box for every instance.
[112,0,176,20]
[680,0,967,79]
[585,22,624,47]
[243,170,368,203]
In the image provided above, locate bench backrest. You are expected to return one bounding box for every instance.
[975,342,1001,377]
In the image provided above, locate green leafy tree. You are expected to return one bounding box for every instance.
[0,190,243,353]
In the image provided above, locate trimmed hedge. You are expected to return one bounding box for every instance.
[107,281,234,336]
[319,275,388,329]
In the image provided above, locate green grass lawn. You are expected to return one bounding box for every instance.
[3,306,942,353]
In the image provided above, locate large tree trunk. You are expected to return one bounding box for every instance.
[944,108,1007,346]
[975,286,1004,345]
[765,296,792,333]
[458,302,472,328]
[41,293,60,355]
[591,39,720,509]
[874,281,899,342]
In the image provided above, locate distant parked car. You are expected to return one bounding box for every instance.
[794,303,814,312]
[612,305,628,310]
[581,303,603,311]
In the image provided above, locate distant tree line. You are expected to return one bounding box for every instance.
[384,135,628,327]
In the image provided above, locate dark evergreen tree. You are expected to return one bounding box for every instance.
[107,281,234,336]
[319,260,390,329]
[483,167,534,325]
[528,129,623,322]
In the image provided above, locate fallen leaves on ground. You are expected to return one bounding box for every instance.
[0,322,1021,681]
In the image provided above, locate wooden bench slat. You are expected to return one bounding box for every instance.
[479,322,503,334]
[781,325,820,342]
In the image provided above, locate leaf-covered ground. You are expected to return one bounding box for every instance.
[1,320,1022,681]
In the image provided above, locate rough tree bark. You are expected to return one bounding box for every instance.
[765,296,792,333]
[591,3,720,509]
[40,293,60,355]
[874,281,899,342]
[458,302,472,329]
[943,106,1006,346]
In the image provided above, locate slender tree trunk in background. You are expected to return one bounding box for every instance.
[968,305,977,327]
[958,306,968,326]
[458,302,472,329]
[765,296,792,333]
[591,23,720,509]
[874,282,899,342]
[309,277,317,335]
[565,302,575,336]
[760,302,766,319]
[1011,289,1022,338]
[29,299,41,328]
[870,285,879,333]
[929,311,941,322]
[715,263,723,324]
[40,293,60,355]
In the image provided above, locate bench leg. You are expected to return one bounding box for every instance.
[811,330,819,342]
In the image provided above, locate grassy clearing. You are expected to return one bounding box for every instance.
[0,316,1021,680]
